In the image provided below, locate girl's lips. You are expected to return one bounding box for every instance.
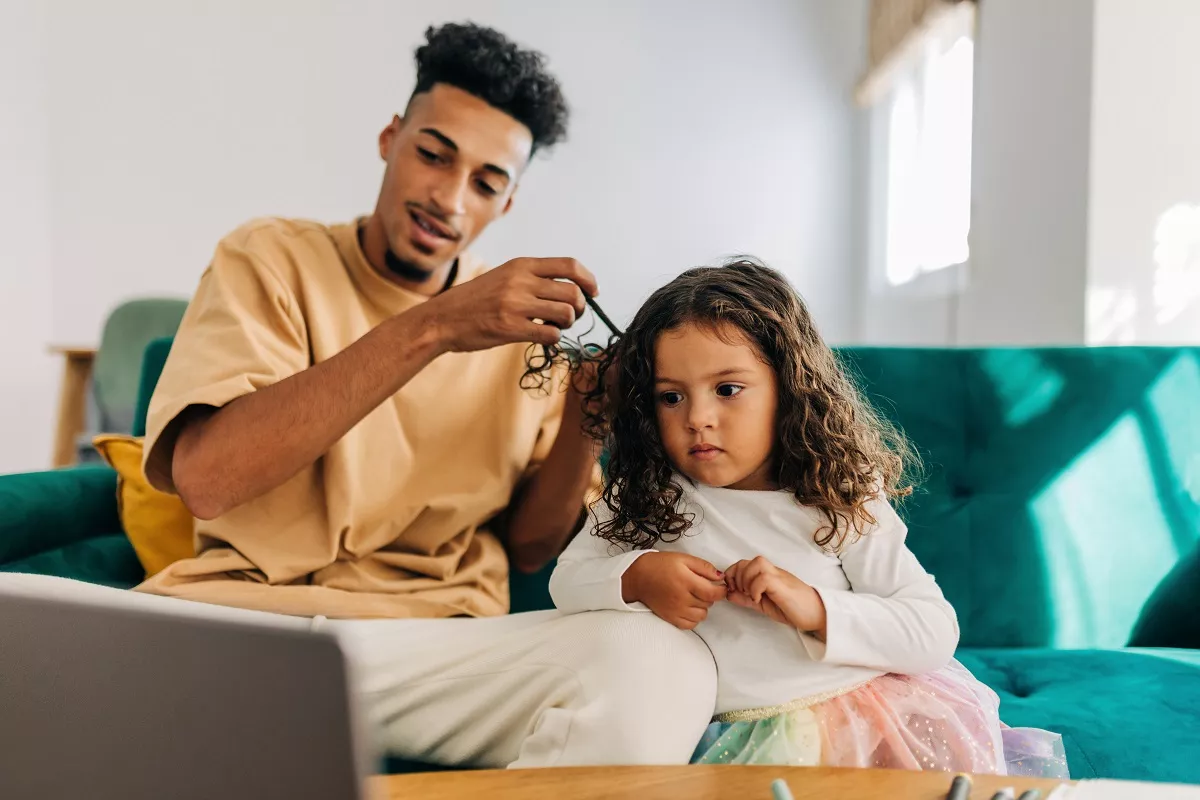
[689,445,723,461]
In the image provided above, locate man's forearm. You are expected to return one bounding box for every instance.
[172,305,446,520]
[506,392,599,573]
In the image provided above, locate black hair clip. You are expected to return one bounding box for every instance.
[520,294,622,393]
[585,295,622,338]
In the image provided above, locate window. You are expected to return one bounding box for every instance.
[874,12,976,287]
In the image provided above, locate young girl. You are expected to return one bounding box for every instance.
[549,259,1069,776]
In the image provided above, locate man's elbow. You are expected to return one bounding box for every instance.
[172,442,229,522]
[510,542,557,575]
[174,475,226,521]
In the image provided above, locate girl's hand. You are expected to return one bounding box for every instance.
[623,552,727,630]
[724,556,827,637]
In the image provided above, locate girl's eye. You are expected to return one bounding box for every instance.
[716,384,743,398]
[659,391,684,406]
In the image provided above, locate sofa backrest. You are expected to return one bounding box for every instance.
[842,346,1200,649]
[135,339,1200,649]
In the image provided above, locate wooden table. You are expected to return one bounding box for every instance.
[377,765,1069,800]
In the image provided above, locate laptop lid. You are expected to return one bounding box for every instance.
[0,589,372,800]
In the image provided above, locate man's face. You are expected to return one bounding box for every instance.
[375,83,533,281]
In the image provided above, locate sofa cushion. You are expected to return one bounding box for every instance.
[93,434,195,577]
[959,647,1200,783]
[0,465,121,565]
[1,535,143,589]
[843,347,1200,649]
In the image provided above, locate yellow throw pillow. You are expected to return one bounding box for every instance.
[92,434,195,577]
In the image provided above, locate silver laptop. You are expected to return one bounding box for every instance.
[0,589,374,800]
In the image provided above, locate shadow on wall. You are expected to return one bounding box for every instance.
[840,346,1200,650]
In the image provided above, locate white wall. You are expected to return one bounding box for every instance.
[863,0,1097,346]
[957,0,1095,346]
[0,0,869,473]
[866,0,1200,348]
[1088,0,1200,344]
[0,0,56,474]
[43,0,867,341]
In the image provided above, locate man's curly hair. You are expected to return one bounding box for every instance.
[411,22,568,155]
[580,259,918,553]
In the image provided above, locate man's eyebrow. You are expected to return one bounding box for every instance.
[419,127,514,182]
[481,163,512,181]
[419,127,458,151]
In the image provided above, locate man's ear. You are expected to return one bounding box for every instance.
[378,114,402,161]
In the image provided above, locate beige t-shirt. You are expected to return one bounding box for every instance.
[136,217,593,619]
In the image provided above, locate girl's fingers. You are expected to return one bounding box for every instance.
[728,590,755,610]
[740,563,766,596]
[748,573,773,604]
[724,561,745,592]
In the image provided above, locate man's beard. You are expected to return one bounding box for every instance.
[384,246,459,291]
[384,247,436,283]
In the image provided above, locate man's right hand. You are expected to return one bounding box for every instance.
[622,552,727,630]
[426,257,599,352]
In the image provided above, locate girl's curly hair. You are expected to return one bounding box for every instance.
[568,258,918,553]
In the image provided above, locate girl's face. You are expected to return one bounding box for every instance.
[653,321,779,491]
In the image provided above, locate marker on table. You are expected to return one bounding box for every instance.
[945,774,972,800]
[1017,790,1043,800]
[990,789,1016,800]
[770,778,795,800]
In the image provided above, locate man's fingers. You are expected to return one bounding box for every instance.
[535,278,587,317]
[527,300,577,330]
[523,322,562,346]
[528,258,599,299]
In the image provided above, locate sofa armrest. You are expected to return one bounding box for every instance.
[0,465,121,566]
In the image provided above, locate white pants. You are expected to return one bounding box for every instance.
[0,572,717,769]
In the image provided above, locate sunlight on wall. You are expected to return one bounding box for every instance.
[1086,287,1138,345]
[1031,413,1183,648]
[1153,202,1200,327]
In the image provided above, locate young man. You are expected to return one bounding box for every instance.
[136,22,600,619]
[0,22,717,767]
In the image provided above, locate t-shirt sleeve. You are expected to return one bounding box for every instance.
[142,233,308,494]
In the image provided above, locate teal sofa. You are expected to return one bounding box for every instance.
[3,340,1199,782]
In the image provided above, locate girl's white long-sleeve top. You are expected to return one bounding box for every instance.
[549,479,959,716]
